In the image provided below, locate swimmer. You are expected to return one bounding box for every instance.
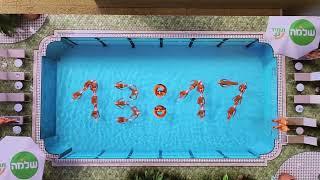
[197,95,205,106]
[233,94,242,106]
[91,105,100,119]
[0,117,18,125]
[218,79,239,87]
[117,117,128,124]
[115,81,128,89]
[189,80,200,91]
[272,117,288,126]
[153,105,167,118]
[197,106,205,119]
[129,85,139,100]
[115,98,129,108]
[197,81,204,94]
[130,106,140,119]
[90,80,98,93]
[239,83,247,94]
[91,94,98,105]
[72,80,93,100]
[154,84,167,98]
[179,89,190,99]
[227,105,236,120]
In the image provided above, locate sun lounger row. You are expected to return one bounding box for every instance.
[0,72,25,81]
[0,93,26,102]
[294,95,320,104]
[295,72,320,81]
[287,135,318,146]
[287,117,317,127]
[0,48,25,58]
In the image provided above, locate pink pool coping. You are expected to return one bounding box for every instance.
[32,30,286,166]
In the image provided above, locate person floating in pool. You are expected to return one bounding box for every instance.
[190,80,200,91]
[239,83,247,94]
[227,105,236,120]
[115,98,129,108]
[178,80,201,99]
[197,95,205,106]
[72,80,93,100]
[115,81,128,89]
[91,104,100,119]
[197,81,204,94]
[115,81,139,100]
[154,84,167,98]
[218,79,238,87]
[197,105,205,119]
[0,117,18,125]
[130,106,140,120]
[233,94,242,106]
[90,80,98,93]
[116,106,140,123]
[117,117,128,124]
[153,105,167,118]
[129,85,138,100]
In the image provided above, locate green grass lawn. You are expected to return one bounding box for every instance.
[0,15,319,180]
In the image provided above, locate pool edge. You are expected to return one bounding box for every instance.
[32,30,286,166]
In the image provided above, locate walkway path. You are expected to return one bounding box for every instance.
[275,152,320,180]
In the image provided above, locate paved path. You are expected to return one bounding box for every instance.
[275,152,320,180]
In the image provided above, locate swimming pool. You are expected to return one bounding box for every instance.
[33,31,285,166]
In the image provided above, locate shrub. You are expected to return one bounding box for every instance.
[0,14,20,37]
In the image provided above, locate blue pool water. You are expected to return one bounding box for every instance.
[41,38,278,159]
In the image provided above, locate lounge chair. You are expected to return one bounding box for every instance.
[294,72,320,81]
[294,95,320,104]
[1,116,23,125]
[0,72,25,81]
[0,48,25,58]
[0,93,25,102]
[287,135,318,146]
[287,117,317,127]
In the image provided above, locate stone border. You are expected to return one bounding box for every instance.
[33,30,285,166]
[0,15,47,44]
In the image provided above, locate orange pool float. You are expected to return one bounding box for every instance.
[153,105,167,118]
[154,84,167,98]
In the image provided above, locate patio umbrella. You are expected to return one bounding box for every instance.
[265,16,320,59]
[0,136,45,180]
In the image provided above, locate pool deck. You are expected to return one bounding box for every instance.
[33,30,287,166]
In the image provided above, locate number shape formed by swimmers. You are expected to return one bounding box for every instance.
[114,81,140,124]
[178,80,205,119]
[72,80,100,119]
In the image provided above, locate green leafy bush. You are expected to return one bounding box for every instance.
[0,14,20,37]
